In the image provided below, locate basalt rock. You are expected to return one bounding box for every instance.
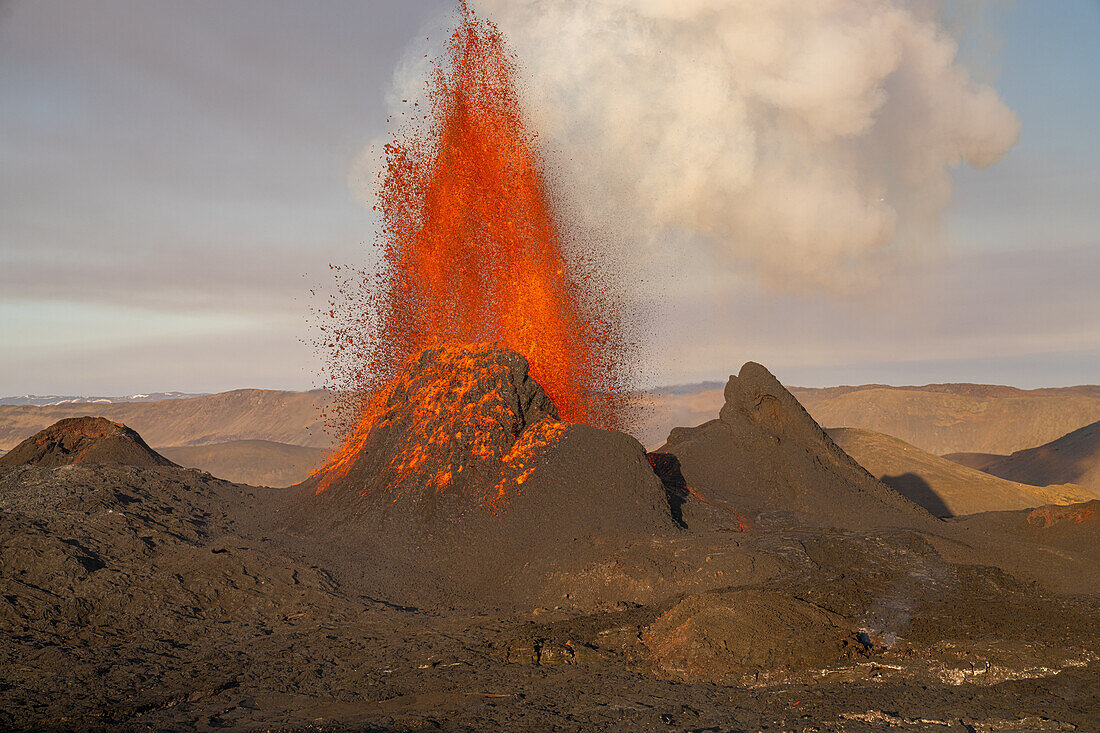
[641,588,849,684]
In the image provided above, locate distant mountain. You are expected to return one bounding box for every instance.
[647,381,726,395]
[159,440,327,488]
[791,383,1100,456]
[0,389,332,450]
[4,380,1099,461]
[945,420,1100,496]
[828,427,1096,517]
[0,392,205,406]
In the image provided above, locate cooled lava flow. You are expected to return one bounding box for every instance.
[317,2,632,495]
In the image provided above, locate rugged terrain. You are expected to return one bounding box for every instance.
[1,351,1098,730]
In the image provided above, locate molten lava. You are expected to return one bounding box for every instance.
[313,343,568,506]
[316,3,633,495]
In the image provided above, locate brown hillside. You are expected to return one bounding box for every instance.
[0,389,333,451]
[158,440,327,488]
[944,420,1100,495]
[828,427,1096,517]
[791,384,1100,455]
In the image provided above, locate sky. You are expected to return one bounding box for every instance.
[1,0,1098,395]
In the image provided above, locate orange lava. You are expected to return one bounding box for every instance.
[314,343,566,504]
[1026,501,1097,529]
[315,3,632,494]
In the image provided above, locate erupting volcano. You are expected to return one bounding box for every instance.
[316,2,634,494]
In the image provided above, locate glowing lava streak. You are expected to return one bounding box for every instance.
[315,2,630,493]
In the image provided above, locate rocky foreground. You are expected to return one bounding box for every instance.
[1,346,1097,731]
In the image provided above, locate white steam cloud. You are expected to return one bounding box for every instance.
[458,0,1022,291]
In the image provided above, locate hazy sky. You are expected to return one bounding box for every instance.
[1,0,1097,395]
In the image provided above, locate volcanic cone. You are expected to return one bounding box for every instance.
[0,417,176,469]
[291,343,674,606]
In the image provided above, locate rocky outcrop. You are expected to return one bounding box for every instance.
[659,362,934,529]
[641,588,848,684]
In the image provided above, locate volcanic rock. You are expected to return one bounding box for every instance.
[658,362,934,529]
[640,588,848,684]
[2,363,1099,727]
[0,416,175,469]
[288,343,674,607]
[304,342,559,508]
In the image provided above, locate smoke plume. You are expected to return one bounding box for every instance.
[448,0,1021,291]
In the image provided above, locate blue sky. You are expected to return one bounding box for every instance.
[1,0,1097,394]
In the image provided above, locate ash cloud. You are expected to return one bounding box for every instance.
[462,0,1020,291]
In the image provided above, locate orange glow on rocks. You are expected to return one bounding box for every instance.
[312,343,568,505]
[1026,501,1097,528]
[315,3,634,497]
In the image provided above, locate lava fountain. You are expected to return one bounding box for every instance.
[315,2,635,494]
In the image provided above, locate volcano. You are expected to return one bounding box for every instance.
[291,343,673,606]
[0,416,175,469]
[318,1,635,478]
[307,342,561,506]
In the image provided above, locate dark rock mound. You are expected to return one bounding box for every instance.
[658,362,935,530]
[286,343,675,607]
[0,417,175,469]
[640,588,849,684]
[302,342,560,509]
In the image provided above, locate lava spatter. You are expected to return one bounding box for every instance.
[310,343,568,505]
[315,2,636,497]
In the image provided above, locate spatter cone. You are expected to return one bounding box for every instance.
[295,343,670,607]
[309,343,572,512]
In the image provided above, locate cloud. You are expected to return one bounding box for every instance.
[454,0,1021,291]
